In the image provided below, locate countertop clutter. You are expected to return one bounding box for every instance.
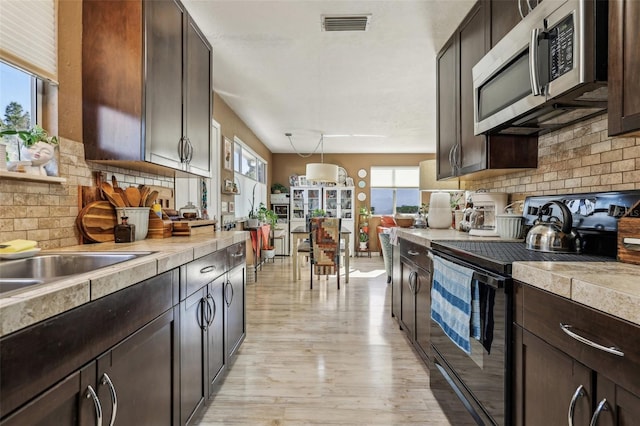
[0,231,247,337]
[396,228,640,327]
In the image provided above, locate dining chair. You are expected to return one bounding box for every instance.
[309,217,342,289]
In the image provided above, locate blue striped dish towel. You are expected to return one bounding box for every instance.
[431,256,476,354]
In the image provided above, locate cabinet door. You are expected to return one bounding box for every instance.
[608,0,640,136]
[517,328,592,426]
[225,265,246,358]
[490,0,523,47]
[414,265,432,361]
[436,34,458,180]
[391,244,402,323]
[592,375,640,426]
[399,262,416,340]
[458,2,489,175]
[180,288,207,425]
[145,0,184,170]
[0,364,97,426]
[97,309,176,426]
[207,277,226,395]
[184,16,212,177]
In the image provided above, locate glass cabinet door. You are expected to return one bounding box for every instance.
[340,189,353,219]
[291,189,305,219]
[308,189,321,213]
[323,189,338,217]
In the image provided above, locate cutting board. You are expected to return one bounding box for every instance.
[78,201,118,243]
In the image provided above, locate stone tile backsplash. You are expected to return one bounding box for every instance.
[467,114,640,198]
[1,114,639,249]
[0,138,173,249]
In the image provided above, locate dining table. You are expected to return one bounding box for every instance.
[290,225,351,283]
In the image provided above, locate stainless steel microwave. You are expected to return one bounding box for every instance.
[472,0,608,136]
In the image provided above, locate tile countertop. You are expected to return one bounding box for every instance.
[396,228,640,327]
[0,231,248,337]
[512,261,640,327]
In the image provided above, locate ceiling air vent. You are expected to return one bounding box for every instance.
[322,14,371,32]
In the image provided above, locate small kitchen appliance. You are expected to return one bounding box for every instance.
[468,191,507,236]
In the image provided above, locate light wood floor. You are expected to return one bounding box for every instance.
[194,255,461,425]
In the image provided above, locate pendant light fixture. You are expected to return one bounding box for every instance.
[286,132,339,183]
[305,134,338,183]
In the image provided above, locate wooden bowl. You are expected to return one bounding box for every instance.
[182,212,197,220]
[395,217,414,228]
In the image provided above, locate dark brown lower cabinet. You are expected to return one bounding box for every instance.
[0,364,97,426]
[179,275,227,425]
[398,239,432,362]
[206,278,226,394]
[96,309,177,425]
[514,326,592,425]
[225,264,246,359]
[180,287,208,425]
[513,282,640,425]
[1,309,177,426]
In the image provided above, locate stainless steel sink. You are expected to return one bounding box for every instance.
[0,252,153,294]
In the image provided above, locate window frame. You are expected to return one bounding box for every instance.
[370,166,420,215]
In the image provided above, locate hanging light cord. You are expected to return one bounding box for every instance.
[285,133,324,158]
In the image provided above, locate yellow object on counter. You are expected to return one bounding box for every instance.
[0,239,38,253]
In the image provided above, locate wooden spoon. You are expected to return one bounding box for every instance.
[101,182,115,197]
[145,190,159,207]
[125,187,141,207]
[138,186,151,207]
[111,192,127,207]
[103,190,126,208]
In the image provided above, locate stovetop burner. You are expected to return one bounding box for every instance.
[431,240,616,276]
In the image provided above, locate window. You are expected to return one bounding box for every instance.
[0,61,38,161]
[370,167,420,215]
[233,137,267,217]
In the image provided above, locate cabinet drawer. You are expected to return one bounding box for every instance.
[399,239,431,271]
[227,242,246,270]
[519,282,640,397]
[185,250,226,298]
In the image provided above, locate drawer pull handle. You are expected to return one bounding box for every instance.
[589,398,609,426]
[200,265,216,274]
[231,253,243,258]
[86,385,103,426]
[407,250,420,256]
[560,323,624,357]
[101,373,118,426]
[568,384,586,426]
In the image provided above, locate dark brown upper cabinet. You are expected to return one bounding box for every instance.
[608,0,640,136]
[82,0,213,177]
[436,1,537,181]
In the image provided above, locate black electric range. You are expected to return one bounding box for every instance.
[430,240,615,276]
[432,190,640,276]
[427,191,640,426]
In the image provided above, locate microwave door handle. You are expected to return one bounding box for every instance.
[529,28,542,96]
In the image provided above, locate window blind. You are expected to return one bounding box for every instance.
[0,0,58,83]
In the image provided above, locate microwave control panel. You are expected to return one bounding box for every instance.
[549,14,574,81]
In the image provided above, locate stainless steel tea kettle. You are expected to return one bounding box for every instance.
[525,201,583,253]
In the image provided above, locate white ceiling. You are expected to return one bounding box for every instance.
[183,0,476,154]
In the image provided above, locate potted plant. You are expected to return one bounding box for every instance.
[257,202,279,259]
[247,183,259,227]
[311,208,326,218]
[0,124,59,175]
[359,231,369,250]
[270,182,288,194]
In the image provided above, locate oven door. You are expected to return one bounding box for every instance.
[430,251,513,425]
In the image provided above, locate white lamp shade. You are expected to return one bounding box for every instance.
[306,163,339,182]
[419,160,459,191]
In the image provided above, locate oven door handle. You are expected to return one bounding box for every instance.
[471,271,504,290]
